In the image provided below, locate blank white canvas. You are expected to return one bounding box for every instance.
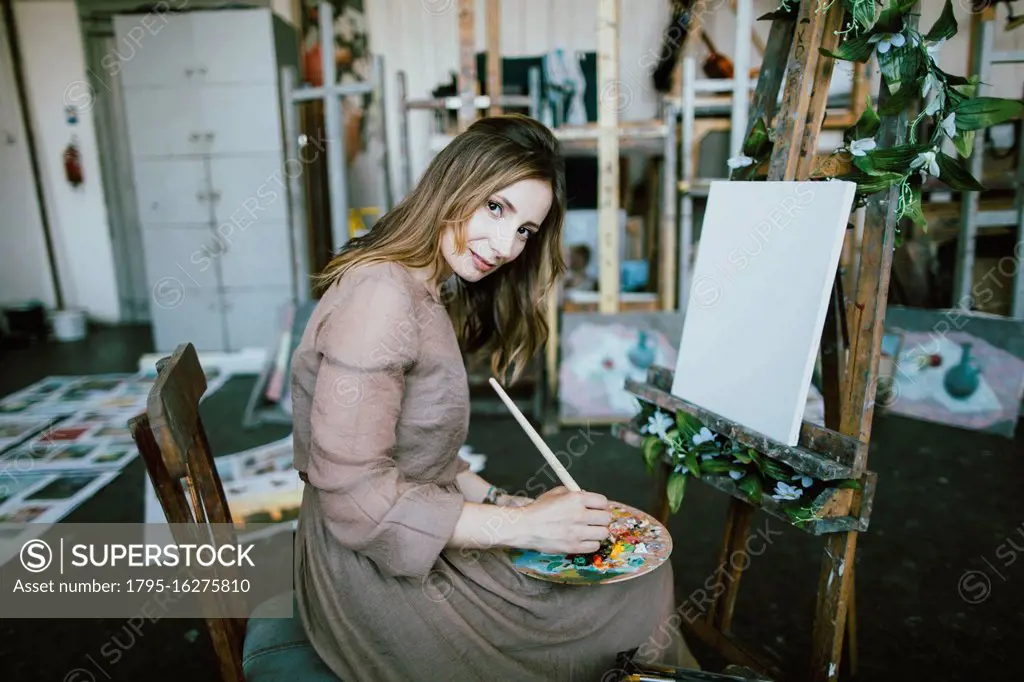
[672,180,856,446]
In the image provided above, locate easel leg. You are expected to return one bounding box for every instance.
[706,499,754,633]
[844,564,859,677]
[810,531,858,682]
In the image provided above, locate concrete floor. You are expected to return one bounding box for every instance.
[0,324,1021,681]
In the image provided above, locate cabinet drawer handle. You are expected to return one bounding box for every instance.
[189,132,200,143]
[210,190,222,202]
[185,68,194,77]
[197,65,208,75]
[197,191,208,202]
[205,132,214,142]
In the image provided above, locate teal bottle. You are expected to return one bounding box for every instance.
[944,342,980,399]
[627,331,656,370]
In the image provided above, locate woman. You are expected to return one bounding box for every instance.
[291,114,697,681]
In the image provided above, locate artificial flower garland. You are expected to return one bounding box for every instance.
[730,0,1024,233]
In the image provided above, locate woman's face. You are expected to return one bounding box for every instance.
[441,178,553,282]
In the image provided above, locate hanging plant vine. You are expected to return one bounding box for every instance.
[731,0,1024,232]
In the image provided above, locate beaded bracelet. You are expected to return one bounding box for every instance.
[483,485,504,505]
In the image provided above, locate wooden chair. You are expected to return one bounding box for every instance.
[128,342,338,682]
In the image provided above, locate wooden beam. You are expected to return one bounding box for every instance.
[457,0,476,132]
[742,13,795,142]
[767,0,830,181]
[597,0,620,314]
[486,0,501,117]
[795,1,846,180]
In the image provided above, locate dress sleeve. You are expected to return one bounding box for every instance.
[304,269,466,579]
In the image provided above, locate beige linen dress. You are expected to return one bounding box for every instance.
[291,261,697,682]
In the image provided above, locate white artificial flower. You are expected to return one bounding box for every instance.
[927,38,946,60]
[921,73,937,98]
[642,410,674,440]
[672,463,688,476]
[848,138,877,157]
[691,427,715,446]
[792,473,814,488]
[940,112,957,139]
[771,481,804,501]
[910,150,940,178]
[727,154,754,170]
[869,32,907,54]
[729,469,746,481]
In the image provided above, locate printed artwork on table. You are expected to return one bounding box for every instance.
[509,502,673,585]
[0,469,120,567]
[559,312,685,421]
[880,306,1024,438]
[0,416,54,451]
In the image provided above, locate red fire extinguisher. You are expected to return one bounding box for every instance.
[64,138,83,187]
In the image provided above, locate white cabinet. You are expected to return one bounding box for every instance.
[116,8,299,353]
[116,12,195,89]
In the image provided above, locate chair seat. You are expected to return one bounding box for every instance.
[243,591,340,681]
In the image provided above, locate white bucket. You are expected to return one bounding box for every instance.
[52,308,87,342]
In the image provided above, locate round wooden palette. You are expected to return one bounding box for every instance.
[508,501,673,585]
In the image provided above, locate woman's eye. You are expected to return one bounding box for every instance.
[487,201,502,217]
[517,226,531,239]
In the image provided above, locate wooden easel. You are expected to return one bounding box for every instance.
[615,1,912,680]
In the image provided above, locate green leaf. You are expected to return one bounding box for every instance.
[878,77,925,116]
[950,77,981,103]
[836,479,862,490]
[839,169,906,196]
[675,410,702,437]
[742,117,772,159]
[737,471,763,505]
[936,152,985,191]
[684,450,701,478]
[758,4,799,21]
[843,0,877,32]
[924,0,958,43]
[642,436,664,473]
[700,459,733,475]
[857,143,931,175]
[875,0,917,33]
[666,472,687,513]
[953,129,976,158]
[936,68,971,87]
[953,97,1024,131]
[762,459,791,482]
[733,448,753,464]
[820,35,875,63]
[844,97,882,144]
[901,187,928,228]
[877,40,923,95]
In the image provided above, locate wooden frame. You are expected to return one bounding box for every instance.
[611,2,910,680]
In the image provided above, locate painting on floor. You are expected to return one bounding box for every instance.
[558,312,686,422]
[881,306,1024,439]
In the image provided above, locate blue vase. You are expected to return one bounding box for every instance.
[944,342,980,399]
[627,331,656,370]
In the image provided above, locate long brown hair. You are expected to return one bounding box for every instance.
[314,114,566,384]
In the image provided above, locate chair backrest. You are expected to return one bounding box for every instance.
[128,342,246,682]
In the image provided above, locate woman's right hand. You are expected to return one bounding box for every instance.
[515,486,612,555]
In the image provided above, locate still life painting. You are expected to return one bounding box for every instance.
[883,329,1024,438]
[509,502,672,585]
[559,312,684,422]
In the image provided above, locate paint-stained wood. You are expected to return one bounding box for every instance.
[597,0,620,314]
[794,1,845,180]
[742,13,795,140]
[709,500,754,633]
[820,271,847,430]
[627,377,859,480]
[485,0,502,117]
[457,0,476,132]
[645,365,866,473]
[613,423,876,535]
[767,0,829,181]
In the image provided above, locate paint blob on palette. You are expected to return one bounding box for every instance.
[509,502,672,585]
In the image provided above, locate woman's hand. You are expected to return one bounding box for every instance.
[515,486,612,555]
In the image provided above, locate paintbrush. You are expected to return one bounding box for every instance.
[488,377,581,492]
